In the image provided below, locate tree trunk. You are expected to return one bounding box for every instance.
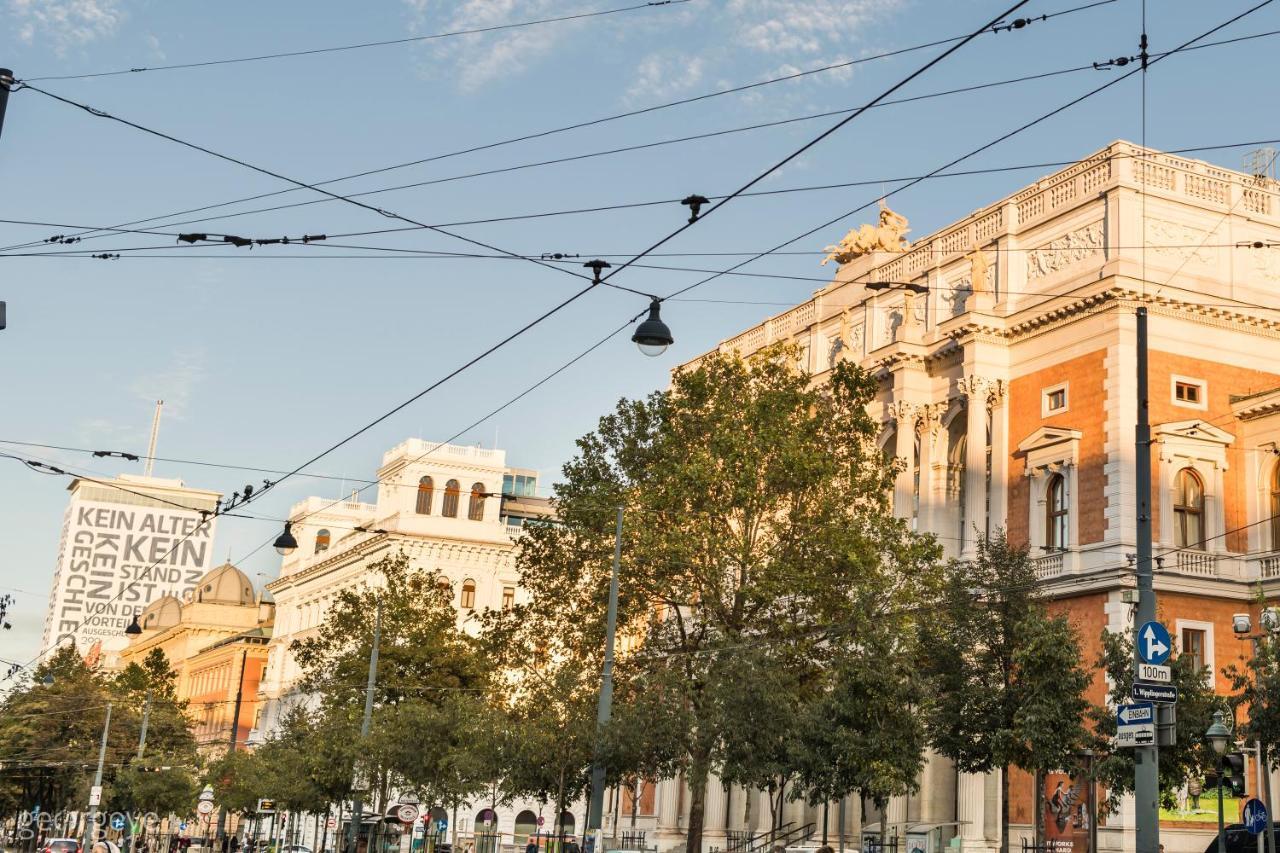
[685,751,712,853]
[1000,766,1009,853]
[743,789,753,840]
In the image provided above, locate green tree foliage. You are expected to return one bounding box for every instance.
[499,348,940,853]
[0,644,198,822]
[289,553,490,814]
[1226,614,1280,772]
[923,533,1092,853]
[1094,628,1222,812]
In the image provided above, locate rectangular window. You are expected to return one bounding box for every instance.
[1042,383,1069,417]
[502,587,515,610]
[1172,376,1208,410]
[1182,628,1206,672]
[502,474,513,494]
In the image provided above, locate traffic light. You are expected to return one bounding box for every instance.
[1224,752,1247,797]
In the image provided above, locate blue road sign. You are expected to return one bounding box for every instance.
[1116,702,1156,747]
[111,815,126,830]
[179,822,188,832]
[1138,621,1172,665]
[1244,799,1269,835]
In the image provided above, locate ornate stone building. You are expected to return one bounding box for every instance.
[671,141,1280,853]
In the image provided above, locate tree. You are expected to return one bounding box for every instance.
[923,533,1093,853]
[290,553,490,820]
[1094,627,1221,814]
[502,348,940,853]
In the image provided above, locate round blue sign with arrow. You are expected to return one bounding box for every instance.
[1244,799,1269,835]
[111,815,126,831]
[1138,621,1172,665]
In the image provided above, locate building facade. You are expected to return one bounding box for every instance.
[41,474,221,669]
[671,141,1280,853]
[251,440,571,844]
[119,561,275,753]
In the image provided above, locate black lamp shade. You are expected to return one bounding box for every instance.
[632,299,674,357]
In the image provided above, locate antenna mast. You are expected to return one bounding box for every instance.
[143,400,164,477]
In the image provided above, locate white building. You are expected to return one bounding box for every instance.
[252,440,574,844]
[40,474,221,669]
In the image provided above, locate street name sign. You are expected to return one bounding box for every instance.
[1133,683,1178,704]
[1116,702,1156,748]
[1138,663,1171,683]
[1245,799,1269,835]
[89,786,102,806]
[1138,621,1172,665]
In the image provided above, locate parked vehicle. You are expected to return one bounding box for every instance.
[43,839,81,853]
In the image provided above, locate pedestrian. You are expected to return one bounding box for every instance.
[525,839,538,853]
[230,838,240,853]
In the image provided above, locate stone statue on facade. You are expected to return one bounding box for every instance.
[821,203,911,265]
[964,241,990,293]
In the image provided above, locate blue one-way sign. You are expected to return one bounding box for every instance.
[1138,621,1172,665]
[1116,702,1156,747]
[1133,683,1178,704]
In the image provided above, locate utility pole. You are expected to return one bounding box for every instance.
[0,69,13,142]
[1134,306,1160,853]
[587,507,624,837]
[347,600,383,853]
[217,650,250,843]
[85,704,113,852]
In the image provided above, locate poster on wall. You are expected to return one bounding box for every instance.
[1039,761,1096,853]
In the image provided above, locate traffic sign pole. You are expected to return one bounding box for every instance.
[1134,307,1160,853]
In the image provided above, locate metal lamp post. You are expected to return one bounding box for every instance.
[1209,711,1233,853]
[586,507,624,843]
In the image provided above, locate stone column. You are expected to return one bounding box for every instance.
[988,382,1009,532]
[885,796,907,844]
[890,402,916,522]
[960,377,991,559]
[656,777,682,839]
[958,772,987,850]
[705,777,729,840]
[916,404,941,537]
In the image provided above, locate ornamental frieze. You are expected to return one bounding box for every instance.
[1025,221,1104,281]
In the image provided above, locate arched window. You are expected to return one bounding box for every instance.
[468,482,487,521]
[558,811,576,834]
[1174,468,1205,550]
[442,479,461,517]
[513,810,538,845]
[1271,464,1280,551]
[315,529,331,553]
[416,476,434,515]
[1045,474,1068,551]
[881,428,897,513]
[460,579,476,610]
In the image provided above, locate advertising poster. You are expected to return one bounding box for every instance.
[1041,764,1095,853]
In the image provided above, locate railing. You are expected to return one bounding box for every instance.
[1174,550,1219,577]
[1034,551,1065,579]
[738,822,795,853]
[746,822,814,853]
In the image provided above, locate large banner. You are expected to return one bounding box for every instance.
[45,499,217,656]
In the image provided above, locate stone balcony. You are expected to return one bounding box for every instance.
[1032,544,1280,585]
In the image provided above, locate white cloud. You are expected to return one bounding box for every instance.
[727,0,902,54]
[8,0,124,54]
[143,31,164,60]
[128,348,205,420]
[625,53,705,104]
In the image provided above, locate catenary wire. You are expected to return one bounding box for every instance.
[651,0,1279,307]
[21,1,691,82]
[0,0,1117,255]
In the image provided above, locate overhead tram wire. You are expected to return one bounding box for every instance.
[4,134,1280,252]
[649,0,1279,307]
[9,85,598,291]
[0,0,1120,255]
[22,1,692,82]
[7,26,1274,260]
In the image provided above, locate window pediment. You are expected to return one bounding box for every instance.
[1155,419,1235,447]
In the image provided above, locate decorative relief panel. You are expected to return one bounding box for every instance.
[1025,221,1104,281]
[1146,218,1214,268]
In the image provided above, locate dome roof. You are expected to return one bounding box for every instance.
[192,562,256,606]
[139,594,183,632]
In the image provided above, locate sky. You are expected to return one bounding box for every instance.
[2,0,1279,673]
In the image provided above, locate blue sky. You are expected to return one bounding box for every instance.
[2,0,1278,669]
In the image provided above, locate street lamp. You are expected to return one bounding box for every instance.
[864,281,929,294]
[125,615,143,636]
[273,521,298,556]
[1207,710,1232,853]
[632,298,674,357]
